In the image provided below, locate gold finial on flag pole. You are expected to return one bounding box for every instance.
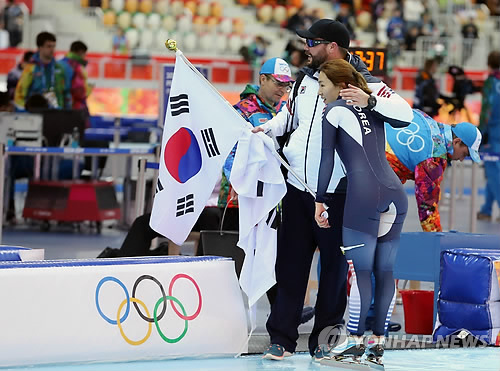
[165,39,177,51]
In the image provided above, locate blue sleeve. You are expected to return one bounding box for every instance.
[316,113,337,203]
[223,143,237,180]
[224,105,245,180]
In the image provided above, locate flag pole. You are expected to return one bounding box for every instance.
[164,39,319,199]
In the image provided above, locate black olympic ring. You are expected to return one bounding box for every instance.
[132,275,167,323]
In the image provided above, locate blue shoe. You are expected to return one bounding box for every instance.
[330,335,365,357]
[300,306,315,324]
[312,344,332,362]
[263,344,292,361]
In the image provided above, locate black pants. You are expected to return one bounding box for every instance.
[7,155,34,219]
[119,208,222,257]
[266,183,347,355]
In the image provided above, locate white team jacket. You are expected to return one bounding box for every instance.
[260,61,413,194]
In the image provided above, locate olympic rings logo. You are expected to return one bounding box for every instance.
[95,274,202,346]
[395,121,425,153]
[278,63,290,74]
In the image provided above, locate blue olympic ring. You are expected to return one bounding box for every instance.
[95,276,130,325]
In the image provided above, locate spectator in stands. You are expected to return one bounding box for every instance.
[286,6,309,32]
[288,49,308,77]
[386,110,482,232]
[60,41,93,118]
[403,0,425,30]
[371,0,385,18]
[1,0,23,47]
[335,4,356,41]
[386,8,405,47]
[477,51,500,222]
[6,50,33,101]
[461,17,479,65]
[239,35,270,70]
[282,39,307,78]
[112,28,128,54]
[375,8,392,46]
[461,17,479,39]
[404,24,422,51]
[420,11,436,36]
[413,58,441,118]
[14,32,70,110]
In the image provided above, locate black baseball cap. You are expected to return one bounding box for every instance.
[296,19,350,49]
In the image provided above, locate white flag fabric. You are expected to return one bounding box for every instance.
[150,51,246,245]
[230,130,287,306]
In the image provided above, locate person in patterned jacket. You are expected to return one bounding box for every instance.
[14,32,70,110]
[385,109,482,232]
[218,57,293,222]
[218,57,315,316]
[60,41,93,114]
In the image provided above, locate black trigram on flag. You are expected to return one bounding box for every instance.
[170,94,189,116]
[257,180,264,197]
[176,194,195,217]
[201,128,220,158]
[156,178,164,194]
[266,207,280,230]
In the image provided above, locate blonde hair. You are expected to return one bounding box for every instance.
[319,59,372,95]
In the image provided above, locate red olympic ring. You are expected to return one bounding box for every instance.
[168,273,202,321]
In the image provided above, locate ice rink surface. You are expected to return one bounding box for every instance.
[2,348,499,371]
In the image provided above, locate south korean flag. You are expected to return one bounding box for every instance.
[150,51,247,245]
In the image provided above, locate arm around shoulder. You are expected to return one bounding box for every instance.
[369,82,413,127]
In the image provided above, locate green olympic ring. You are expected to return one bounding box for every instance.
[154,295,188,343]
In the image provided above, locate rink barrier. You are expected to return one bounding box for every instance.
[394,231,500,325]
[0,255,248,367]
[0,245,44,261]
[434,248,500,345]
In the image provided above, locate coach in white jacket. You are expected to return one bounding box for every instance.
[257,19,413,360]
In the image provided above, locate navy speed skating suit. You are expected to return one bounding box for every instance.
[316,100,408,336]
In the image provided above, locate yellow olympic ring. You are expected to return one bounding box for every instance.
[116,298,152,346]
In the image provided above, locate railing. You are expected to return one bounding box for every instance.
[0,145,158,242]
[415,35,490,70]
[446,152,500,233]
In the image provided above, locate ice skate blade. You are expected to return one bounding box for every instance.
[320,358,370,370]
[365,360,385,371]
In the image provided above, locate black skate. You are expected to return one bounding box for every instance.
[320,337,370,370]
[364,343,385,371]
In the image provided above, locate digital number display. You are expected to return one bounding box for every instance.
[350,48,387,76]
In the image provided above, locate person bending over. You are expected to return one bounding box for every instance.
[314,59,408,368]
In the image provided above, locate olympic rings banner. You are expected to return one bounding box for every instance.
[0,256,248,367]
